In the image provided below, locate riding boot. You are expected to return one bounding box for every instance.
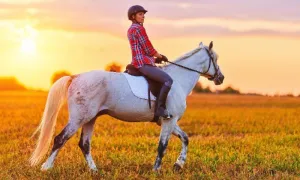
[155,84,173,119]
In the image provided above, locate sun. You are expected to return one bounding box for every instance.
[20,38,36,54]
[18,25,38,55]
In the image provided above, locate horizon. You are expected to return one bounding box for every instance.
[1,0,300,95]
[0,75,298,97]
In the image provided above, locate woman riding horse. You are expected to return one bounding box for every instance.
[127,5,173,119]
[29,5,224,171]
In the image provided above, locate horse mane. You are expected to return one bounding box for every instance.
[163,46,202,68]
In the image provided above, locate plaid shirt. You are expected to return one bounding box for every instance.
[127,23,157,68]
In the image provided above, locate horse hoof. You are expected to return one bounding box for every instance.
[41,163,52,171]
[152,167,161,172]
[173,163,183,172]
[90,168,98,173]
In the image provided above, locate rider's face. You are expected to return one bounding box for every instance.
[133,12,145,24]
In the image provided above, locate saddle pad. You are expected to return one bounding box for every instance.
[123,73,156,101]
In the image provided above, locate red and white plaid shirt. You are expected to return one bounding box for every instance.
[127,23,157,68]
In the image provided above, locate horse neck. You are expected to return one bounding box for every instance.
[164,50,208,97]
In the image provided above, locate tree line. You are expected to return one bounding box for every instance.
[0,62,296,97]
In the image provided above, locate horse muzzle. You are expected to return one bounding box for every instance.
[213,73,224,85]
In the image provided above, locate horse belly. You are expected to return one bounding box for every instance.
[108,98,155,122]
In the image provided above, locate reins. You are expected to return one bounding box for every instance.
[163,48,218,79]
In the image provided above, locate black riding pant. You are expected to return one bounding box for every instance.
[138,64,173,88]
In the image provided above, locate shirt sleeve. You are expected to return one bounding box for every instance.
[135,26,157,56]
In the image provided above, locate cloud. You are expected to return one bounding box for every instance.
[0,0,53,3]
[144,0,300,22]
[146,24,300,38]
[147,17,300,33]
[1,0,300,21]
[0,0,299,38]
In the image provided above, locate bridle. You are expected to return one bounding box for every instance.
[165,48,220,80]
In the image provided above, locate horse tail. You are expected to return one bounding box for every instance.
[30,76,72,166]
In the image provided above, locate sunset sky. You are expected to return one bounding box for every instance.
[0,0,299,95]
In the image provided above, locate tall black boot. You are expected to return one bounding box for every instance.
[155,85,173,119]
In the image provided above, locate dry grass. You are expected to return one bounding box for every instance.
[0,91,299,179]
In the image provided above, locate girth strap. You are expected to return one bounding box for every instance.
[148,83,151,109]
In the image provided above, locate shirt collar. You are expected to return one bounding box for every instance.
[132,22,143,26]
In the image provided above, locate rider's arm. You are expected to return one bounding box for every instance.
[153,52,163,59]
[135,26,158,57]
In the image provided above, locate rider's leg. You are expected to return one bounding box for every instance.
[138,64,173,118]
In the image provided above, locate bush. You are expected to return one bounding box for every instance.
[219,86,240,94]
[0,77,26,91]
[193,82,212,93]
[51,71,71,85]
[105,62,122,72]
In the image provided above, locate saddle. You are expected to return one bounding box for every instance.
[124,64,162,110]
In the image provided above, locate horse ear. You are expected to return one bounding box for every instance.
[199,42,204,48]
[209,41,213,50]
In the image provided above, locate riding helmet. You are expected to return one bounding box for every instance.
[128,5,147,20]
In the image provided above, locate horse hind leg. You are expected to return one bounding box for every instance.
[78,117,97,171]
[41,122,81,171]
[172,124,189,171]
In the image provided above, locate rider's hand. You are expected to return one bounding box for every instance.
[160,54,168,62]
[155,57,163,64]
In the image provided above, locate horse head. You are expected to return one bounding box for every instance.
[199,41,224,85]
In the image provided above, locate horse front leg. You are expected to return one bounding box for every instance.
[153,117,177,171]
[172,124,189,171]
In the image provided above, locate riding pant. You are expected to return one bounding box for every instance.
[138,65,173,88]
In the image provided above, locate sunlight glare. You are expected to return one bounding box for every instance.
[19,25,38,55]
[20,38,36,54]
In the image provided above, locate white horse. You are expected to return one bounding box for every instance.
[30,41,224,172]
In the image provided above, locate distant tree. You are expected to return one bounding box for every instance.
[219,86,240,94]
[51,71,71,85]
[105,62,122,72]
[193,82,212,93]
[0,77,26,91]
[284,93,295,97]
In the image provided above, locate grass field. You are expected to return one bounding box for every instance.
[0,91,300,179]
